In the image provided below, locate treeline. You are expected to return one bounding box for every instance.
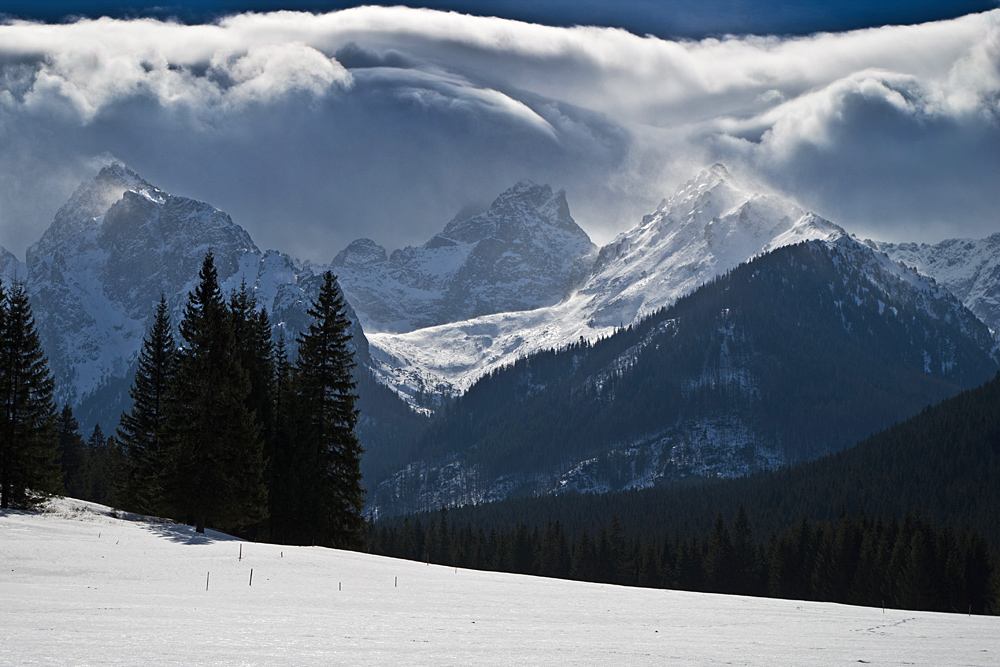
[1,254,367,550]
[382,368,1000,550]
[383,242,995,514]
[370,506,1000,614]
[371,366,1000,614]
[57,413,116,506]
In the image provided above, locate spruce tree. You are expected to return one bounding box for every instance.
[57,404,89,500]
[117,295,175,515]
[268,334,294,542]
[289,271,365,548]
[0,282,61,509]
[229,284,277,473]
[85,424,113,505]
[161,252,266,533]
[229,283,277,539]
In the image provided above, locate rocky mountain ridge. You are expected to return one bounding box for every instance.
[364,165,848,405]
[17,163,367,431]
[370,234,999,515]
[866,234,1000,334]
[7,161,1000,517]
[332,181,596,334]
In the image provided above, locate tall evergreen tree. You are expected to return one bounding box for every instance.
[161,252,266,533]
[86,423,113,505]
[57,404,89,500]
[229,283,278,539]
[229,285,277,474]
[0,282,61,509]
[117,295,176,515]
[269,334,294,541]
[288,271,365,548]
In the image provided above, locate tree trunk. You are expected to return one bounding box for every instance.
[196,512,206,534]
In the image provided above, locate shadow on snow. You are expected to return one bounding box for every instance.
[139,521,240,545]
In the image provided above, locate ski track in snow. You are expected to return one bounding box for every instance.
[2,498,998,666]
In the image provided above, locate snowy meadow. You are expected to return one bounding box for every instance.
[1,498,997,666]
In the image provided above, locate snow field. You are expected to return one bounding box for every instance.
[2,498,998,666]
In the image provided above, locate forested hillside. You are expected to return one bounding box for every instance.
[372,370,1000,613]
[372,239,997,513]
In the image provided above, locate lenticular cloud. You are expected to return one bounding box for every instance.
[0,7,998,262]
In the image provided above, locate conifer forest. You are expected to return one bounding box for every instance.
[0,254,366,549]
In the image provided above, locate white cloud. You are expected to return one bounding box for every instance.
[0,7,997,260]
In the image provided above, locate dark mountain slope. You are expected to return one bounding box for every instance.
[384,368,1000,547]
[372,238,998,515]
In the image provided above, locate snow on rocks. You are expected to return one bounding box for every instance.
[333,180,596,334]
[22,163,366,426]
[367,166,847,406]
[868,233,1000,335]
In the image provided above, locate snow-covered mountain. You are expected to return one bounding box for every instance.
[865,234,1000,334]
[14,161,1000,515]
[23,163,366,429]
[367,165,845,404]
[370,233,999,515]
[333,181,596,333]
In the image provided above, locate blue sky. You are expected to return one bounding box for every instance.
[0,2,998,262]
[4,1,996,36]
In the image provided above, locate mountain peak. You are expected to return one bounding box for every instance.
[29,162,156,260]
[335,180,595,333]
[332,238,388,268]
[441,180,579,245]
[671,163,738,201]
[67,161,155,220]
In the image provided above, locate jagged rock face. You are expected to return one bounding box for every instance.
[867,234,1000,333]
[0,245,24,283]
[369,236,1000,516]
[29,163,151,260]
[24,163,366,428]
[332,181,596,333]
[580,164,845,328]
[365,165,848,404]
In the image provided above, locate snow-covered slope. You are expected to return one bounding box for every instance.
[24,163,366,427]
[370,234,999,514]
[580,164,845,328]
[866,234,1000,334]
[333,181,596,333]
[3,497,997,666]
[368,165,845,403]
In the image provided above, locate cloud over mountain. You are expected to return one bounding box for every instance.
[0,7,998,262]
